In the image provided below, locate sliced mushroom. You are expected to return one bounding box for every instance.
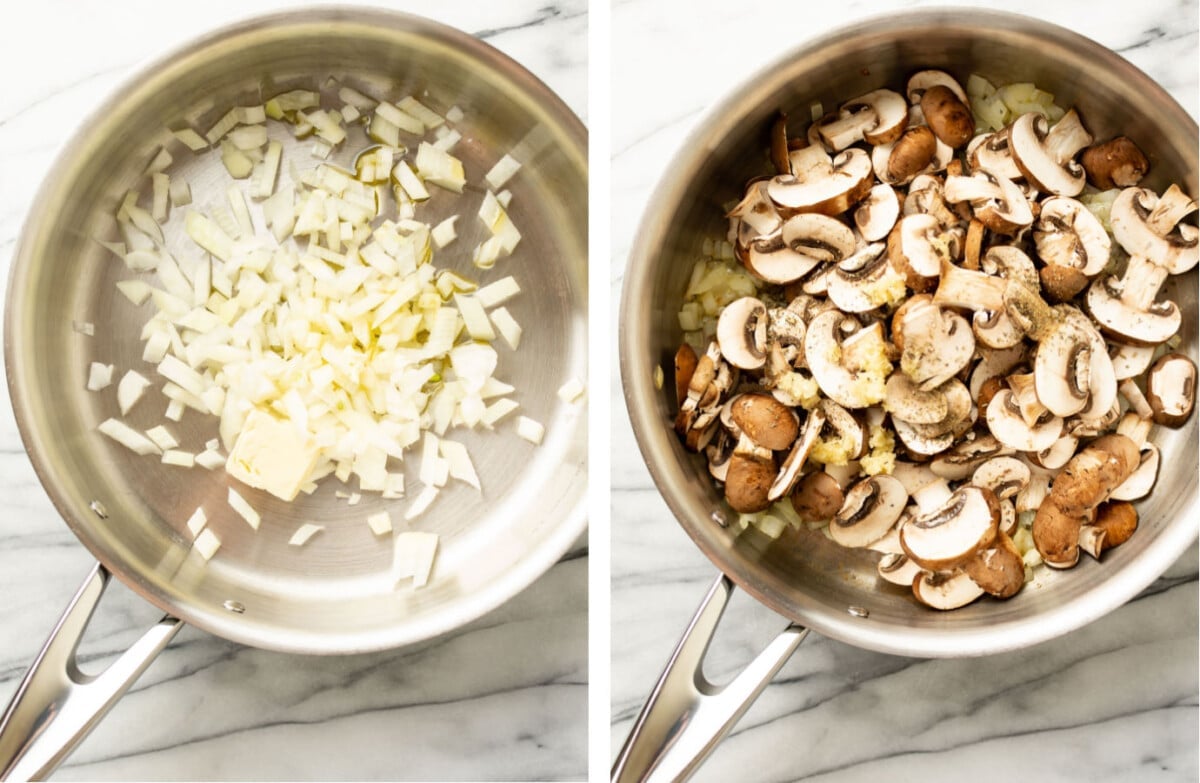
[790,469,844,522]
[1047,433,1140,516]
[943,170,1034,235]
[1009,109,1093,196]
[706,431,734,482]
[855,183,901,241]
[829,474,908,548]
[906,70,968,105]
[1081,137,1149,190]
[826,243,904,313]
[920,84,974,148]
[901,485,1000,571]
[767,308,807,363]
[985,389,1063,452]
[729,392,800,451]
[897,300,975,390]
[804,310,891,409]
[1032,500,1087,568]
[963,530,1025,598]
[903,173,960,226]
[716,297,768,370]
[912,570,986,610]
[1034,197,1111,299]
[767,406,826,501]
[877,552,924,586]
[1109,185,1198,274]
[968,128,1022,180]
[674,343,698,406]
[729,179,783,246]
[1034,311,1117,419]
[971,456,1030,500]
[1146,352,1197,427]
[930,434,1013,480]
[892,417,954,457]
[724,453,777,513]
[1085,253,1180,346]
[1109,443,1159,501]
[969,344,1028,402]
[1079,499,1138,557]
[768,145,874,216]
[741,213,857,284]
[1016,471,1050,514]
[887,213,962,292]
[1030,433,1079,470]
[1109,342,1157,381]
[884,371,949,424]
[854,88,909,145]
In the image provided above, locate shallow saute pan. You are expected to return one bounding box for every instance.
[0,8,587,779]
[615,10,1196,781]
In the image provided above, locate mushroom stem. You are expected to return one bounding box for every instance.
[1042,109,1092,165]
[768,408,826,501]
[1146,184,1198,236]
[1118,378,1154,419]
[933,260,1006,311]
[1115,411,1153,448]
[1119,254,1169,311]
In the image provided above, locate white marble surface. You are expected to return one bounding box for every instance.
[0,1,586,781]
[610,1,1198,781]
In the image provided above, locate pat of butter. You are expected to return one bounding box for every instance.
[226,410,320,501]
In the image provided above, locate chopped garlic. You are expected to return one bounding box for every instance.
[86,362,114,391]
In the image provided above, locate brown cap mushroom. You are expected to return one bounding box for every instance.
[829,474,908,548]
[968,128,1023,180]
[1109,184,1198,274]
[804,310,893,409]
[1146,352,1196,427]
[920,84,975,148]
[729,392,800,451]
[790,470,844,522]
[1109,443,1158,502]
[1079,499,1139,558]
[906,70,969,105]
[724,453,777,513]
[1081,137,1149,190]
[1032,499,1087,568]
[674,343,698,407]
[963,530,1025,598]
[985,389,1063,452]
[1009,109,1094,196]
[900,485,1000,571]
[873,125,939,186]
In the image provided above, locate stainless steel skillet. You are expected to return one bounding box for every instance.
[615,10,1197,781]
[0,8,587,779]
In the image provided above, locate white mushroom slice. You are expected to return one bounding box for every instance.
[1033,317,1095,417]
[857,89,909,145]
[814,107,878,152]
[827,243,903,313]
[981,245,1039,290]
[878,553,924,586]
[854,184,900,241]
[1110,342,1156,381]
[901,485,1000,571]
[1109,444,1159,501]
[970,456,1030,500]
[986,389,1063,452]
[1031,434,1079,470]
[929,434,1013,480]
[743,213,857,284]
[868,524,906,555]
[892,416,954,456]
[998,500,1018,537]
[1009,109,1093,196]
[972,308,1024,350]
[906,70,968,105]
[887,213,961,292]
[767,407,826,501]
[768,146,873,216]
[1034,197,1111,276]
[968,129,1022,180]
[903,174,959,226]
[898,302,974,390]
[1146,352,1197,427]
[969,345,1028,402]
[912,570,986,610]
[1007,372,1049,428]
[829,474,908,548]
[1016,471,1051,514]
[1085,254,1180,346]
[890,461,942,495]
[716,297,768,370]
[885,372,948,425]
[804,311,891,409]
[943,170,1034,235]
[729,179,783,246]
[910,477,953,514]
[1110,185,1198,274]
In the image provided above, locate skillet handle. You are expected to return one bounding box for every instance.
[0,562,183,781]
[611,573,808,783]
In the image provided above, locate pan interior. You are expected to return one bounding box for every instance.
[7,10,587,653]
[621,11,1197,657]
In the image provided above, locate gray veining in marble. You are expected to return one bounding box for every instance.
[0,1,587,780]
[609,1,1198,781]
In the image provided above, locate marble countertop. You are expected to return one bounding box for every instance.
[610,2,1198,782]
[0,1,586,781]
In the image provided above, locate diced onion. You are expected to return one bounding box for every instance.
[485,154,521,190]
[288,523,324,546]
[98,418,161,455]
[516,416,545,445]
[193,528,221,560]
[146,425,179,450]
[557,377,585,403]
[227,487,261,530]
[86,362,114,391]
[393,530,438,587]
[185,507,207,536]
[162,449,195,467]
[366,510,392,535]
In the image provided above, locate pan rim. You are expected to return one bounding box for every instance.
[6,6,588,655]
